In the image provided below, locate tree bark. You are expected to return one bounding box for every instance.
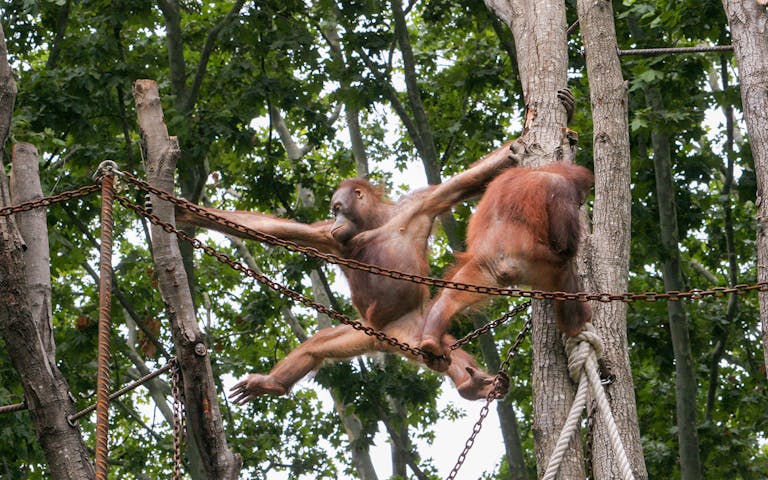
[645,86,703,480]
[0,25,95,478]
[0,22,14,159]
[705,58,740,421]
[133,78,242,479]
[10,143,56,365]
[720,0,768,379]
[575,0,648,478]
[0,143,96,479]
[485,1,583,478]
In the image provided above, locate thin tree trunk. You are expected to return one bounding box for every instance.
[0,26,95,478]
[720,0,768,380]
[645,86,703,480]
[0,142,96,479]
[706,57,740,420]
[133,79,242,479]
[575,0,648,478]
[485,1,583,478]
[0,22,14,158]
[10,144,56,365]
[322,15,370,179]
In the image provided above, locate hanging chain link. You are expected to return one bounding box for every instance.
[0,184,100,218]
[118,170,768,304]
[170,359,186,480]
[445,316,533,480]
[0,171,764,306]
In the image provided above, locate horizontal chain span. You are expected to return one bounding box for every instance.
[0,184,101,217]
[120,172,768,303]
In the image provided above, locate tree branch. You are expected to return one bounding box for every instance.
[157,0,188,103]
[183,0,246,113]
[45,0,71,70]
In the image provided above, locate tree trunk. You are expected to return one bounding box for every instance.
[322,15,370,179]
[575,0,648,478]
[0,25,96,478]
[705,57,740,421]
[0,143,96,479]
[133,79,242,479]
[0,22,14,159]
[485,1,584,478]
[645,86,703,480]
[721,0,768,379]
[10,144,56,365]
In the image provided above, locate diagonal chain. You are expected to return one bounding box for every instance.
[67,361,176,425]
[117,195,433,359]
[0,184,101,217]
[118,171,768,303]
[445,315,532,480]
[449,301,531,351]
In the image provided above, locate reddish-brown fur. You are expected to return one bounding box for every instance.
[176,140,525,403]
[420,162,594,361]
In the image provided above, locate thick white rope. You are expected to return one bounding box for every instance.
[541,367,589,480]
[541,324,635,480]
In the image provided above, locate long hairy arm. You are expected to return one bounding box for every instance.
[419,140,520,217]
[175,204,341,255]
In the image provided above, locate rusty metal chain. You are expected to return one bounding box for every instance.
[170,359,186,480]
[0,184,100,217]
[445,314,532,480]
[117,195,434,360]
[617,45,733,56]
[497,316,533,375]
[450,301,531,351]
[118,170,768,304]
